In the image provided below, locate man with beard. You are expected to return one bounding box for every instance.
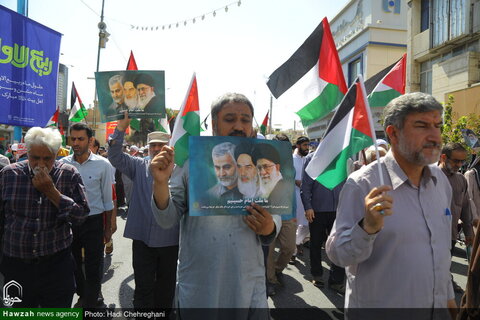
[252,143,289,205]
[106,75,128,116]
[134,74,159,113]
[290,136,310,265]
[234,142,259,199]
[326,93,457,319]
[438,142,474,293]
[123,78,139,110]
[60,123,114,308]
[150,93,281,319]
[108,123,179,310]
[206,142,243,201]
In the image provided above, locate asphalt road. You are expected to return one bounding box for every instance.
[95,211,470,319]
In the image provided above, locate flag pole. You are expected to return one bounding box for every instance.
[358,75,384,186]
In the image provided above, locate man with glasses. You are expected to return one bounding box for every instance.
[134,74,159,113]
[439,142,474,293]
[252,143,289,205]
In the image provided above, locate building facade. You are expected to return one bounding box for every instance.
[407,0,480,117]
[307,0,407,139]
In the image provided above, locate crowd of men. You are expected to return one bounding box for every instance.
[0,92,479,319]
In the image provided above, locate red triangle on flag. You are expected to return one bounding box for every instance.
[181,75,200,116]
[127,51,138,70]
[352,82,373,139]
[382,53,406,94]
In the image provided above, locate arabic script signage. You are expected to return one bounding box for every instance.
[0,5,61,127]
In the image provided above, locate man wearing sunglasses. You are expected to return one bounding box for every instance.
[439,142,474,293]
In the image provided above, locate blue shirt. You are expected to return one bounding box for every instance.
[61,152,114,216]
[301,153,344,212]
[108,129,179,247]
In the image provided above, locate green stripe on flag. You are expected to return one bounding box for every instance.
[315,128,373,189]
[368,88,401,107]
[182,110,200,135]
[296,83,344,127]
[174,134,190,167]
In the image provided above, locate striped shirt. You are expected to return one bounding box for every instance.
[0,161,90,259]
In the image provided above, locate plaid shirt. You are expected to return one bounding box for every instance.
[0,160,90,259]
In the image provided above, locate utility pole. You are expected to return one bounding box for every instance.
[92,0,109,134]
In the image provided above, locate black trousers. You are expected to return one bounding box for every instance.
[71,214,104,308]
[132,240,178,309]
[0,248,75,307]
[309,211,345,284]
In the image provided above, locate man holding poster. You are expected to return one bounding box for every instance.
[150,93,282,318]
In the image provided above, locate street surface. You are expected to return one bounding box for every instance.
[97,211,469,319]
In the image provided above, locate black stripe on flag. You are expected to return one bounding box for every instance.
[364,58,400,95]
[267,21,324,99]
[323,78,358,138]
[70,82,77,109]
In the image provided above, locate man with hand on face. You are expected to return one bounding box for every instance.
[207,142,243,200]
[438,142,474,293]
[108,115,179,310]
[0,127,89,308]
[107,75,128,116]
[326,93,457,319]
[60,123,114,308]
[150,93,281,319]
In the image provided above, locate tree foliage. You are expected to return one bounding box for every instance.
[442,95,480,154]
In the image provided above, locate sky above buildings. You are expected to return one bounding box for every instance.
[2,0,349,130]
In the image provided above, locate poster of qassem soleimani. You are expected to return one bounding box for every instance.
[95,70,166,123]
[189,136,295,216]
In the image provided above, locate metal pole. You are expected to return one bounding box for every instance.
[13,0,28,143]
[268,95,273,134]
[92,0,106,130]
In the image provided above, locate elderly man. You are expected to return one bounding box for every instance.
[108,120,179,310]
[207,142,242,200]
[326,93,457,319]
[0,127,89,307]
[234,142,259,199]
[61,123,114,308]
[134,74,159,113]
[150,93,281,319]
[107,74,128,116]
[123,77,139,110]
[438,142,474,293]
[252,143,289,204]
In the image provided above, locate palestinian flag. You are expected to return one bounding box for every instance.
[368,54,406,107]
[305,76,375,189]
[170,73,200,167]
[69,82,88,122]
[267,17,347,127]
[126,50,141,131]
[154,115,170,134]
[260,112,269,135]
[46,108,59,127]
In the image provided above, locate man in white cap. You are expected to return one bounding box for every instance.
[108,117,179,310]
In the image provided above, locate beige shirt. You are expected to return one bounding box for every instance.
[441,167,474,239]
[326,151,454,312]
